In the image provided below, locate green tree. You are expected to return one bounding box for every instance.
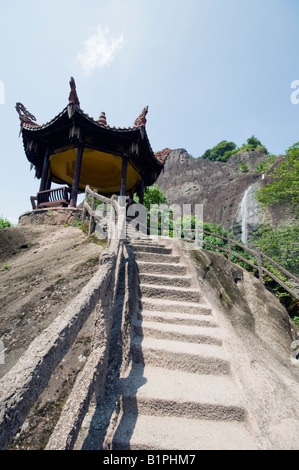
[201,136,267,163]
[201,140,237,162]
[246,135,262,148]
[134,184,168,211]
[256,142,299,216]
[0,217,13,229]
[254,154,278,174]
[133,185,169,235]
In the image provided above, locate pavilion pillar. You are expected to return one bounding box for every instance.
[70,145,84,208]
[119,153,128,206]
[127,193,134,208]
[39,149,50,192]
[45,173,52,191]
[138,178,145,205]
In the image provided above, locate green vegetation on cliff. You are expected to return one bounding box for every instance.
[201,136,267,163]
[256,142,299,217]
[253,223,299,275]
[134,184,168,211]
[143,184,168,211]
[201,140,237,162]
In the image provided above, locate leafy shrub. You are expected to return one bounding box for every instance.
[247,136,262,148]
[0,217,13,229]
[237,162,250,173]
[253,223,299,275]
[254,154,278,174]
[201,136,267,163]
[256,142,299,216]
[138,184,168,211]
[201,141,237,162]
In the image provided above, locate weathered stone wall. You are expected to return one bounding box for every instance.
[45,241,139,450]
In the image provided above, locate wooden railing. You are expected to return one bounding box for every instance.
[177,226,299,300]
[82,185,121,242]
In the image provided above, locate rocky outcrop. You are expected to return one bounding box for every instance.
[18,208,83,227]
[0,226,122,450]
[156,148,269,233]
[190,248,299,449]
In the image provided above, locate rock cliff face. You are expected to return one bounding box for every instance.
[156,148,269,236]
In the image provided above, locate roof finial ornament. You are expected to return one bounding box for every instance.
[68,77,80,107]
[98,112,107,126]
[134,105,148,127]
[15,102,37,136]
[155,148,171,164]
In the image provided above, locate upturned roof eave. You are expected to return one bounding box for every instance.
[21,104,144,136]
[21,104,164,168]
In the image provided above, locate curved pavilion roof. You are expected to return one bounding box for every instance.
[16,78,169,196]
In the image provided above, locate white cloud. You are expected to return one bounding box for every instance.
[76,25,124,75]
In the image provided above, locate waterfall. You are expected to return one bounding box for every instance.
[238,175,266,246]
[240,187,250,245]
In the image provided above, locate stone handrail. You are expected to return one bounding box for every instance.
[82,185,119,240]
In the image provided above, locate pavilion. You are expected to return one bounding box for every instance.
[16,78,169,210]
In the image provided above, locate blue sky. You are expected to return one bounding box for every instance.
[0,0,299,223]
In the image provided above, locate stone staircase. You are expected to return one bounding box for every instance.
[105,236,260,450]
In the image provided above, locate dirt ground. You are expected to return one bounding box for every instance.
[0,224,106,380]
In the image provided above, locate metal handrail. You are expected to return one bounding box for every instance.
[81,188,299,300]
[179,226,299,300]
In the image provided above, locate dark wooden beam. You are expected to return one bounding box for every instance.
[138,178,145,205]
[70,146,84,208]
[39,149,50,192]
[45,173,52,191]
[127,194,134,208]
[120,152,128,201]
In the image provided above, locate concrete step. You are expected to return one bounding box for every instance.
[134,252,180,264]
[111,414,259,450]
[131,336,230,375]
[130,239,165,245]
[127,235,148,241]
[133,320,222,345]
[139,297,211,315]
[140,283,201,303]
[136,261,187,276]
[129,235,163,241]
[118,365,246,421]
[139,272,192,288]
[132,245,172,255]
[126,230,148,240]
[138,309,218,327]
